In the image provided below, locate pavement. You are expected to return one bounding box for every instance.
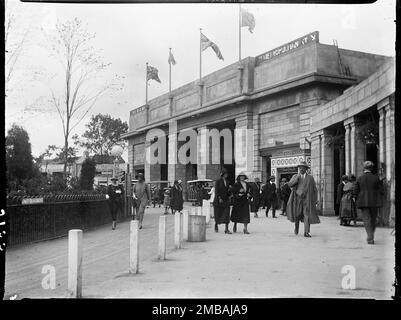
[4,205,396,299]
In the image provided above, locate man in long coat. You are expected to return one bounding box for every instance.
[353,161,385,244]
[262,176,278,218]
[287,161,320,237]
[279,178,291,216]
[250,177,262,218]
[213,168,232,233]
[335,175,348,217]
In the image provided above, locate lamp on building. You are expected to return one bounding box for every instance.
[111,145,124,179]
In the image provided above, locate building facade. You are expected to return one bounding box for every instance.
[123,31,394,224]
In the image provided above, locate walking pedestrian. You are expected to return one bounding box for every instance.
[107,177,124,230]
[132,173,150,229]
[262,176,278,218]
[353,161,385,245]
[339,174,356,226]
[286,161,320,237]
[336,175,348,216]
[231,172,252,234]
[163,187,172,214]
[213,168,232,234]
[250,177,262,218]
[279,178,291,216]
[171,180,184,213]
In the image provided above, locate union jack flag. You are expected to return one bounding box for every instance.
[147,65,161,83]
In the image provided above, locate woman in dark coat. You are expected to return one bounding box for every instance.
[231,172,252,234]
[339,174,357,226]
[170,180,184,213]
[213,168,232,234]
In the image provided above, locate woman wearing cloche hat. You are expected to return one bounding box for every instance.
[230,172,252,234]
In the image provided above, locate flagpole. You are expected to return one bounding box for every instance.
[199,28,202,82]
[145,62,148,104]
[239,4,242,62]
[169,48,172,94]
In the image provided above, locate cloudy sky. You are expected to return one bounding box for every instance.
[5,0,396,159]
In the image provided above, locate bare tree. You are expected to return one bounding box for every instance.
[43,17,123,178]
[4,0,30,97]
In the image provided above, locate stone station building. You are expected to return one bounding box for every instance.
[123,31,394,224]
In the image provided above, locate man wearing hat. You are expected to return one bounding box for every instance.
[262,176,278,218]
[287,160,320,237]
[213,168,232,234]
[132,172,150,229]
[107,177,124,230]
[335,175,349,217]
[279,177,291,216]
[353,161,385,244]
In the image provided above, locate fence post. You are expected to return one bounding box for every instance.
[68,229,83,298]
[158,215,167,260]
[129,220,139,273]
[182,210,189,241]
[202,200,211,224]
[174,211,181,249]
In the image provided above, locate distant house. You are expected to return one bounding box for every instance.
[40,154,126,185]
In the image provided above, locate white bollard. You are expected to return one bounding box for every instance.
[174,211,182,249]
[182,210,189,241]
[129,220,139,273]
[202,200,211,224]
[158,216,167,260]
[68,229,83,298]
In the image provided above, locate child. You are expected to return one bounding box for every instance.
[163,188,172,214]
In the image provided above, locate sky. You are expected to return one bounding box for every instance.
[4,0,396,160]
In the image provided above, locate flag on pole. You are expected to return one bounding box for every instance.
[241,7,256,33]
[200,32,224,60]
[146,65,161,83]
[168,50,176,65]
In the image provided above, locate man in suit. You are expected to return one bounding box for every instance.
[353,161,385,245]
[250,177,262,218]
[262,176,278,218]
[279,178,291,216]
[287,161,320,237]
[335,175,348,217]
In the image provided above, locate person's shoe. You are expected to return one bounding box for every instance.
[304,233,312,238]
[243,230,250,234]
[294,225,299,235]
[273,216,277,218]
[215,225,218,232]
[254,213,258,218]
[367,239,375,245]
[225,230,232,234]
[233,224,237,233]
[139,225,143,230]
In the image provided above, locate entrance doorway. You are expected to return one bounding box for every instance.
[365,143,378,174]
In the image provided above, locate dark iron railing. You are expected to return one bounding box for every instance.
[6,194,129,247]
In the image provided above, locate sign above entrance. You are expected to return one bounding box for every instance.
[271,156,311,168]
[256,31,319,66]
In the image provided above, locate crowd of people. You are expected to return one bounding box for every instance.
[106,160,385,244]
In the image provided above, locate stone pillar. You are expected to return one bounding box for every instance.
[144,137,151,182]
[378,97,395,227]
[252,114,263,181]
[235,113,254,178]
[321,130,335,216]
[168,120,178,184]
[384,104,394,180]
[310,132,321,214]
[197,126,208,180]
[344,123,351,175]
[378,107,386,170]
[345,117,365,176]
